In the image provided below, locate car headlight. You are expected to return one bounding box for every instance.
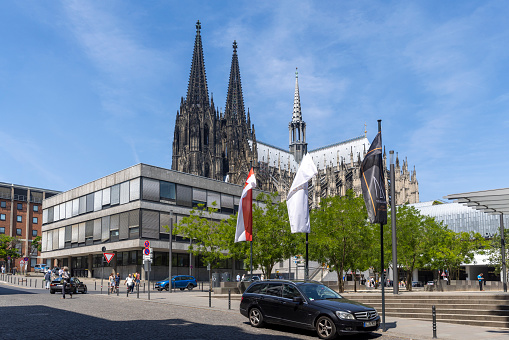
[336,311,355,320]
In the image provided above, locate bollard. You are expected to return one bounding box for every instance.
[432,305,437,338]
[95,282,97,291]
[209,288,212,308]
[143,282,145,293]
[35,279,37,288]
[137,282,139,299]
[228,289,231,310]
[30,279,32,287]
[117,284,120,296]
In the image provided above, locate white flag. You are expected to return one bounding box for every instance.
[286,153,318,233]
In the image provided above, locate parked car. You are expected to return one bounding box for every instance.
[426,281,435,286]
[155,275,197,291]
[412,281,423,287]
[240,279,380,339]
[49,277,88,294]
[241,274,260,282]
[34,264,49,273]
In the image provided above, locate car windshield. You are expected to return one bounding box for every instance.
[299,284,343,301]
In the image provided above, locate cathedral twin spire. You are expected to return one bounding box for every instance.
[173,21,256,183]
[186,20,209,105]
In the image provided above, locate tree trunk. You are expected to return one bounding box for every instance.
[405,270,412,291]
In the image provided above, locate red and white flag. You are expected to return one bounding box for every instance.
[235,168,257,242]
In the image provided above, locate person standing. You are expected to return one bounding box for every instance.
[115,273,120,293]
[44,270,52,289]
[125,274,134,296]
[61,267,72,299]
[477,273,484,291]
[236,274,240,282]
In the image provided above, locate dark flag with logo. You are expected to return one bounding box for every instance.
[360,131,387,225]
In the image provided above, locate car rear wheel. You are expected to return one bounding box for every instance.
[82,287,87,294]
[50,290,55,294]
[249,307,264,328]
[187,284,194,291]
[165,284,169,291]
[316,316,337,340]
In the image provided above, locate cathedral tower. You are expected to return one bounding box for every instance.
[222,40,258,183]
[172,21,217,178]
[288,68,307,164]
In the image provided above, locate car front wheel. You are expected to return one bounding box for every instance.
[316,316,337,340]
[249,307,264,328]
[50,290,55,294]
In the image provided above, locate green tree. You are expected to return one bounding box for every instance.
[428,229,487,279]
[250,192,300,277]
[32,235,42,253]
[170,202,230,284]
[310,190,374,292]
[487,227,509,280]
[386,205,433,291]
[0,235,21,262]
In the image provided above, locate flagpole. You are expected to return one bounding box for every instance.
[378,119,386,332]
[305,233,309,280]
[250,240,253,278]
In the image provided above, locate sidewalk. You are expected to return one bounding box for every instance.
[2,274,509,340]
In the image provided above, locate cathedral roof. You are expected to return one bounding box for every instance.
[186,20,210,105]
[253,135,370,172]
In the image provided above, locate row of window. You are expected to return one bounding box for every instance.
[43,178,141,224]
[0,214,38,224]
[43,177,248,225]
[0,227,37,236]
[0,201,39,211]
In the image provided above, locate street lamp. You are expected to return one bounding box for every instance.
[389,150,398,294]
[169,211,173,293]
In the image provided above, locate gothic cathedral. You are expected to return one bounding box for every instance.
[172,21,419,206]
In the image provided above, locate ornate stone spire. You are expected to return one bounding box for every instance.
[186,20,209,105]
[292,68,302,122]
[225,40,246,123]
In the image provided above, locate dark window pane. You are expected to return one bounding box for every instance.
[160,181,176,200]
[176,185,192,207]
[264,283,282,297]
[17,203,22,210]
[16,229,22,236]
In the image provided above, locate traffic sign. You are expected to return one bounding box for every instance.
[144,240,150,248]
[144,248,151,256]
[103,253,115,263]
[23,257,29,261]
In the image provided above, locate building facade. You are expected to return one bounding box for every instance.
[0,182,59,272]
[41,164,272,280]
[172,21,419,206]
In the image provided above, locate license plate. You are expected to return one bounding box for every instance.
[364,321,377,327]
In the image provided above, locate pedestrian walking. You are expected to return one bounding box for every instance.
[44,270,52,289]
[115,273,120,293]
[236,274,240,282]
[61,267,72,299]
[125,274,134,296]
[1,265,5,274]
[477,273,484,291]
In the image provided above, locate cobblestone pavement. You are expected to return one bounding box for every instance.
[0,281,411,340]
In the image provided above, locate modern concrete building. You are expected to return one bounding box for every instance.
[41,164,271,281]
[0,182,60,273]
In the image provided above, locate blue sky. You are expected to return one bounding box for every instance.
[1,1,508,202]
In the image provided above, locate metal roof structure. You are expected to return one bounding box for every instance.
[444,188,508,292]
[444,188,509,214]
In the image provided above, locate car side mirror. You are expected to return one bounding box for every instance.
[293,296,304,304]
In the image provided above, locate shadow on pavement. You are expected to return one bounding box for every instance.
[0,286,36,295]
[0,304,318,340]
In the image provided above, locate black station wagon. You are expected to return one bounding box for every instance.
[240,280,380,339]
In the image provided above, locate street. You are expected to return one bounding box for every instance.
[0,283,407,340]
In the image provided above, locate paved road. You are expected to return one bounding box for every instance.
[0,283,409,340]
